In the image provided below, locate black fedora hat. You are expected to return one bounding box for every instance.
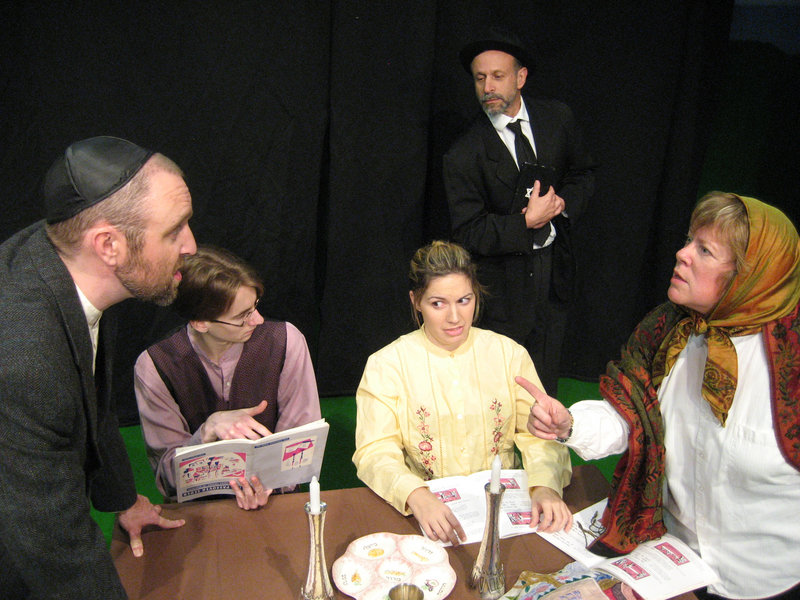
[459,26,533,73]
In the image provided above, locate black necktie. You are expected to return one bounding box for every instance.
[507,119,536,166]
[509,120,549,244]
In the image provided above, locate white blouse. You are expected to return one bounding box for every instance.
[568,332,800,599]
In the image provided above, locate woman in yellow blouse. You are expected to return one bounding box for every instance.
[353,241,572,545]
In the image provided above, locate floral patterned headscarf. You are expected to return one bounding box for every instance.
[654,195,800,425]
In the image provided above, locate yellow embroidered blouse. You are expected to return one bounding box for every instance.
[353,326,571,514]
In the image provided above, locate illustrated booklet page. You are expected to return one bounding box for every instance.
[174,419,328,502]
[424,469,535,545]
[502,560,636,600]
[536,498,719,600]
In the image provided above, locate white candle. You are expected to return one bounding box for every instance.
[490,455,501,494]
[309,476,320,513]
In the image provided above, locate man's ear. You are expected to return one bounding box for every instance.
[88,223,125,267]
[189,320,210,333]
[516,66,528,90]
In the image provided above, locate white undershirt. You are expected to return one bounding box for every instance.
[75,285,102,373]
[567,332,800,598]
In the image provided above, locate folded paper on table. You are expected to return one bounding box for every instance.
[423,469,535,545]
[536,498,719,600]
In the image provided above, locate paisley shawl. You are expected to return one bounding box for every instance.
[590,301,800,556]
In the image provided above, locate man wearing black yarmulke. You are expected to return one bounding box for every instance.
[0,136,196,598]
[444,26,597,398]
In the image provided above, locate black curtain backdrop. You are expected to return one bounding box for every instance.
[1,1,742,424]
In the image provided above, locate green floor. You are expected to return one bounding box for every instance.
[95,378,618,544]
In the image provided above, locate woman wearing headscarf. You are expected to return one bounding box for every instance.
[522,192,800,599]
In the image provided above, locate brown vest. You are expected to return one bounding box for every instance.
[147,322,286,433]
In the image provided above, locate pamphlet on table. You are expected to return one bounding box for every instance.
[423,468,535,545]
[502,561,629,600]
[173,419,328,502]
[536,498,719,600]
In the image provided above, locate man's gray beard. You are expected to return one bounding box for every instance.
[481,95,511,116]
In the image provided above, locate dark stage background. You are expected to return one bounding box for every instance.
[2,1,796,424]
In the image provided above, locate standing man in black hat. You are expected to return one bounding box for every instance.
[0,136,196,598]
[444,28,596,397]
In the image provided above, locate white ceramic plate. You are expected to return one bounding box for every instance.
[332,532,456,600]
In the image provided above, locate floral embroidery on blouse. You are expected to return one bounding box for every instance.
[489,398,504,455]
[415,406,436,479]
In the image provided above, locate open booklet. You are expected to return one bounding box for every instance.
[536,498,719,600]
[173,419,328,502]
[424,469,535,545]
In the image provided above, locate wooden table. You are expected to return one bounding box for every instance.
[112,465,696,599]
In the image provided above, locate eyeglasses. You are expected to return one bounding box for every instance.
[209,300,260,327]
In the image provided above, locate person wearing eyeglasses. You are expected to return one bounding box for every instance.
[134,245,320,509]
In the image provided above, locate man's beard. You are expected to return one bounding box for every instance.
[481,93,512,116]
[116,249,181,306]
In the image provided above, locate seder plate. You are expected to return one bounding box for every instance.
[332,532,456,600]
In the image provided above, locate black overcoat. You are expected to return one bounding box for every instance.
[443,95,596,341]
[0,222,136,599]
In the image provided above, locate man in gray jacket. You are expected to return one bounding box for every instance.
[0,136,196,598]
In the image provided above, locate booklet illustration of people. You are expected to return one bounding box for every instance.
[424,469,535,545]
[536,498,719,600]
[174,419,329,502]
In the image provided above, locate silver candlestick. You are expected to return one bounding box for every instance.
[300,501,334,600]
[469,482,506,599]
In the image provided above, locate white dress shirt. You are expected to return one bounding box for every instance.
[567,332,800,599]
[488,100,538,167]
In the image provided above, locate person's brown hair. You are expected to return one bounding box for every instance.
[172,245,264,321]
[690,191,750,276]
[408,240,485,327]
[46,153,183,257]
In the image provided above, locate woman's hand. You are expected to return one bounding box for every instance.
[229,475,272,510]
[516,376,572,441]
[202,400,272,443]
[530,486,572,533]
[406,487,466,546]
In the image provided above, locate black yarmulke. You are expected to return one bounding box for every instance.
[44,136,154,224]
